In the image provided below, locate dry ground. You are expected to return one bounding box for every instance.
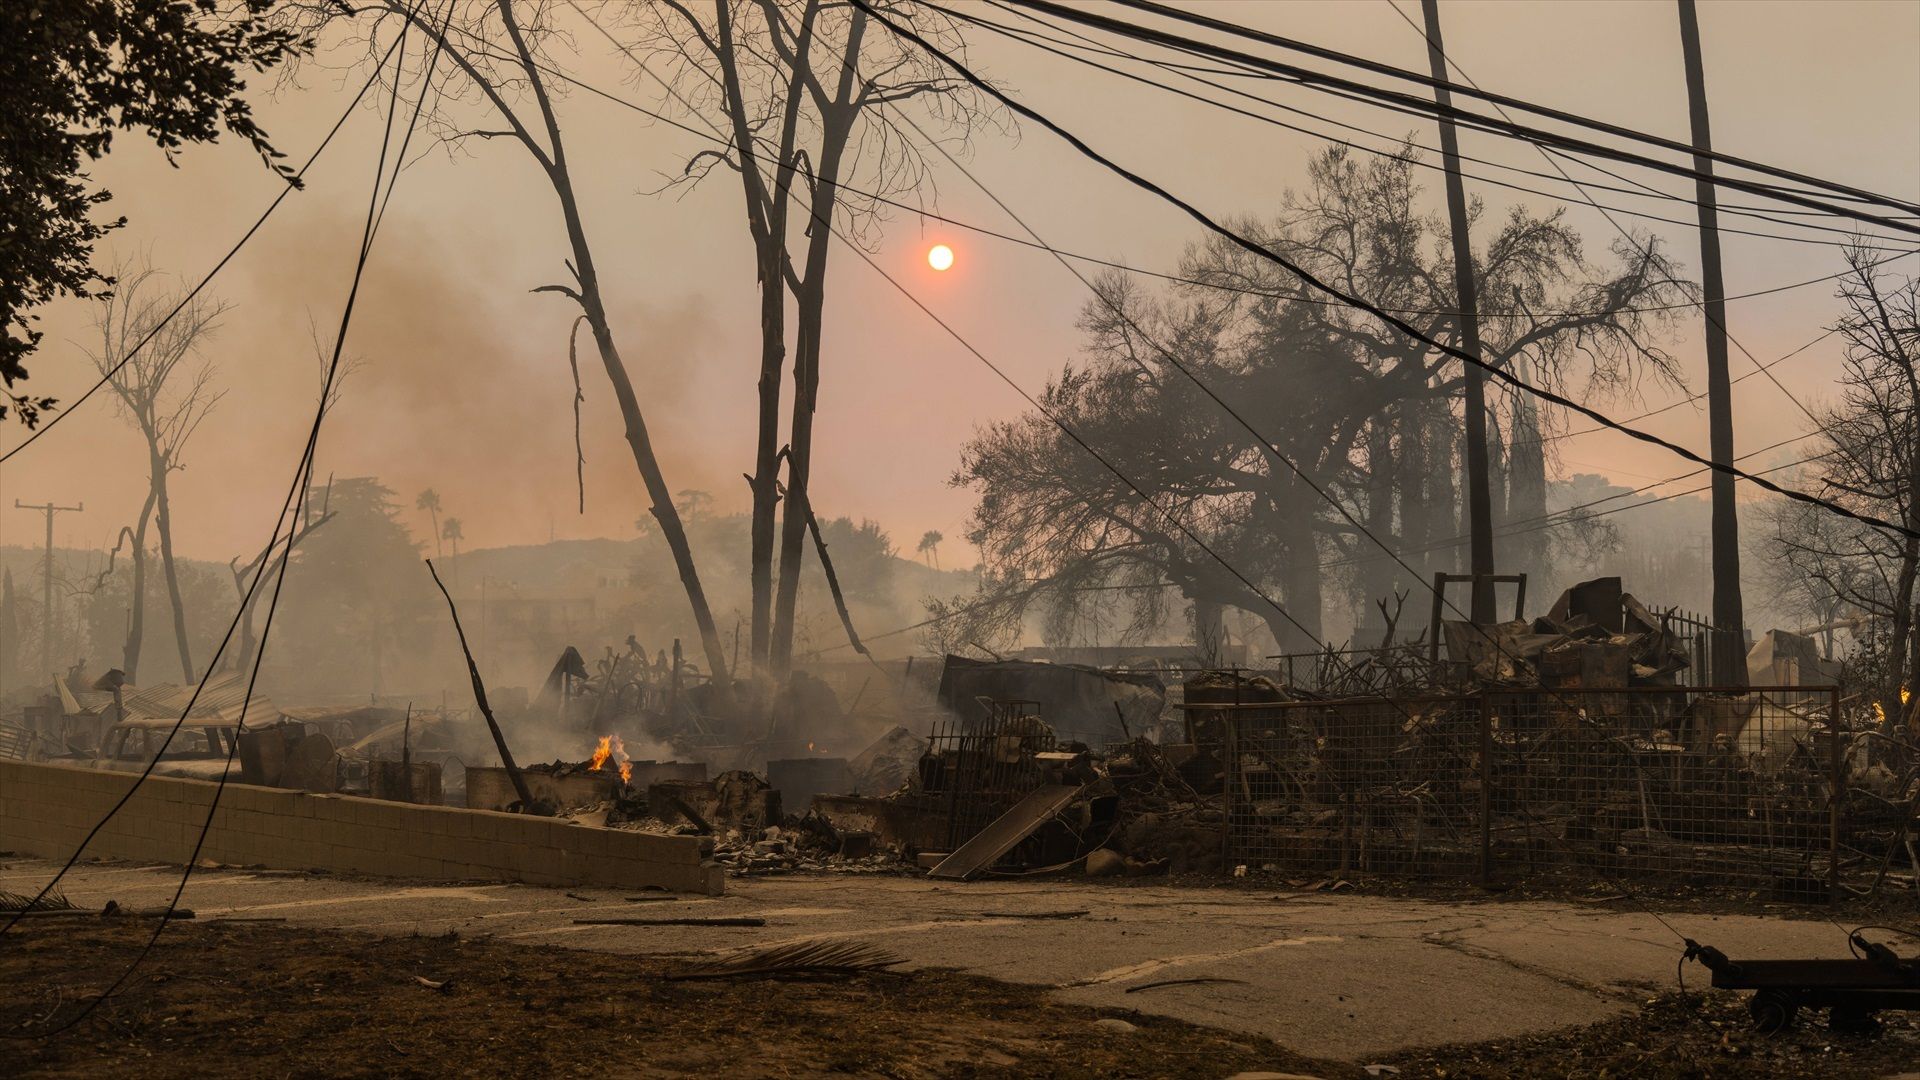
[0,920,1347,1079]
[6,920,1920,1078]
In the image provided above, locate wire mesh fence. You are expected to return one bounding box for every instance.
[1223,686,1850,898]
[1224,694,1486,880]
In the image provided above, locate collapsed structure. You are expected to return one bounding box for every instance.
[0,575,1906,902]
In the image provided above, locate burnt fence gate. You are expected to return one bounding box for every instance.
[1223,686,1858,899]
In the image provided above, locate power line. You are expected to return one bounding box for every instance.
[830,436,1833,654]
[0,30,411,466]
[854,0,1919,541]
[594,4,1699,942]
[452,24,1912,340]
[1377,0,1851,474]
[446,26,1919,323]
[541,8,1876,624]
[1004,0,1920,237]
[1090,0,1920,221]
[1536,328,1835,447]
[962,0,1913,251]
[553,3,1902,608]
[0,6,449,1036]
[1325,433,1835,575]
[525,28,1814,641]
[859,19,1827,653]
[567,0,1336,651]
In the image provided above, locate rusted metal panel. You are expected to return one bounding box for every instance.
[928,783,1086,881]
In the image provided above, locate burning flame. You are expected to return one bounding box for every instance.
[588,734,634,785]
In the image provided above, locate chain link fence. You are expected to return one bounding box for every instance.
[1223,686,1850,898]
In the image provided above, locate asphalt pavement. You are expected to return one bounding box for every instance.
[0,857,1855,1060]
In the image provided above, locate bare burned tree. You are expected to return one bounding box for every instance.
[612,0,992,680]
[1767,243,1920,731]
[86,264,227,684]
[295,0,738,696]
[1753,491,1861,662]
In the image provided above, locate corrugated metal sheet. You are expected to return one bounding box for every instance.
[121,673,256,722]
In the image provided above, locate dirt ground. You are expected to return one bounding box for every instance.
[6,921,1920,1079]
[0,920,1348,1079]
[1387,991,1920,1079]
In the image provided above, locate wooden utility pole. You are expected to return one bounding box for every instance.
[14,500,82,683]
[1419,0,1496,624]
[1678,0,1747,687]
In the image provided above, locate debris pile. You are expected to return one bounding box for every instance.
[1443,576,1694,689]
[1105,739,1223,875]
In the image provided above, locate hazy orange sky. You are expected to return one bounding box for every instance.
[1,0,1915,571]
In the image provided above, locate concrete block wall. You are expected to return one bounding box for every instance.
[0,760,722,895]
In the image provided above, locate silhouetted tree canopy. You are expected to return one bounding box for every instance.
[0,0,306,424]
[942,145,1692,655]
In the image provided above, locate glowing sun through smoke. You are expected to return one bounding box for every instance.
[927,243,954,271]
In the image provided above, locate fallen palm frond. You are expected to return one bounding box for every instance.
[575,916,766,927]
[663,939,907,981]
[0,889,75,913]
[1125,976,1250,993]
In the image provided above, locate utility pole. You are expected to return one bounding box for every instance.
[1678,0,1746,687]
[15,499,83,683]
[1420,0,1496,624]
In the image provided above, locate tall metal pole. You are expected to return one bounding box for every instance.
[1678,0,1746,687]
[14,500,83,682]
[1420,0,1496,624]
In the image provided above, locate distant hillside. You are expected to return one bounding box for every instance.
[429,517,977,663]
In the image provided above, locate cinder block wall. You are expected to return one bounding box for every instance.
[0,761,721,895]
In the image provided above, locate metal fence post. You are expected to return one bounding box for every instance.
[1831,686,1844,904]
[1479,692,1493,889]
[1221,708,1236,873]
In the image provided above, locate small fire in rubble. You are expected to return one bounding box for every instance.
[587,734,634,784]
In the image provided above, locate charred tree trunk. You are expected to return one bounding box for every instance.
[1430,399,1459,569]
[1508,354,1548,577]
[151,452,194,683]
[1488,410,1510,535]
[1398,406,1432,583]
[1887,547,1917,732]
[770,16,866,678]
[747,246,785,675]
[712,0,818,677]
[1193,596,1226,661]
[123,489,157,682]
[1276,485,1324,651]
[414,0,735,696]
[1363,417,1399,621]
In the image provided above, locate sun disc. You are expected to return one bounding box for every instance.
[928,244,955,271]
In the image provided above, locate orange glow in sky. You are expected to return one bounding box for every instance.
[927,243,954,271]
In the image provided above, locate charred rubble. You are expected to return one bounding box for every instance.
[12,575,1910,899]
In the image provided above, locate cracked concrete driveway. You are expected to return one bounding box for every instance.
[0,857,1855,1060]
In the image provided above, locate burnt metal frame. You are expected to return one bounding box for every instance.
[1690,939,1920,1032]
[923,708,1060,851]
[1427,572,1528,664]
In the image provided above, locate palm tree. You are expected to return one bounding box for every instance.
[674,489,713,525]
[917,530,943,570]
[416,488,443,557]
[441,517,464,561]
